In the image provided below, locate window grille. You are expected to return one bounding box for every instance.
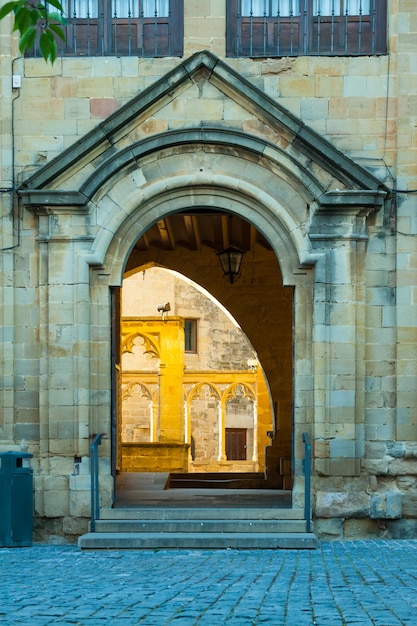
[227,0,386,57]
[27,0,182,57]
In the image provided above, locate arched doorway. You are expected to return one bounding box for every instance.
[112,210,298,502]
[17,50,387,537]
[118,265,281,480]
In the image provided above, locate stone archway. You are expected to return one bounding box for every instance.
[19,50,387,516]
[94,159,313,498]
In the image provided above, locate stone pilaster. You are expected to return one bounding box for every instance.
[309,195,383,477]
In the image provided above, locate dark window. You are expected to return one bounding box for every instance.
[227,0,387,57]
[184,319,197,353]
[27,0,183,57]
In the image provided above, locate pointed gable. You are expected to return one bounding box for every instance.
[20,50,387,211]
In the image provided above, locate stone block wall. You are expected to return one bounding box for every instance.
[121,443,190,473]
[0,1,416,539]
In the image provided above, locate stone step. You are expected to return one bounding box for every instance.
[100,507,305,521]
[78,531,317,550]
[92,519,308,534]
[166,472,281,489]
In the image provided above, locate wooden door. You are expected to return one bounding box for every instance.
[226,428,247,461]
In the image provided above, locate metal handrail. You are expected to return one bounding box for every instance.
[302,431,312,533]
[90,433,103,533]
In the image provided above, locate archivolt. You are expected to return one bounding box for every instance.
[82,129,325,202]
[93,144,318,286]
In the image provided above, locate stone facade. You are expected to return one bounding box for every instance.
[0,1,416,541]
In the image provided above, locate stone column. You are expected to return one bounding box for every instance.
[309,197,379,478]
[157,319,185,442]
[26,206,114,520]
[218,400,226,461]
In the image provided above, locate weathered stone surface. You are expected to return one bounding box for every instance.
[386,519,417,540]
[370,492,402,519]
[315,459,361,477]
[43,486,69,517]
[361,459,390,474]
[397,476,417,490]
[404,444,417,459]
[365,441,387,459]
[388,460,417,476]
[33,517,67,544]
[343,518,381,539]
[402,494,417,518]
[63,516,89,537]
[314,518,344,540]
[68,474,112,517]
[386,442,406,458]
[315,491,370,518]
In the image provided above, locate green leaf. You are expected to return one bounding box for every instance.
[1,0,66,63]
[46,0,64,13]
[44,28,55,44]
[18,24,36,54]
[39,28,57,62]
[0,2,18,21]
[48,11,67,26]
[14,7,32,33]
[29,8,42,25]
[49,44,57,64]
[49,22,65,41]
[38,30,50,59]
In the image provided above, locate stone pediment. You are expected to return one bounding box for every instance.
[19,50,387,213]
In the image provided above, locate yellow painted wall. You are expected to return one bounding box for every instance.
[120,314,274,474]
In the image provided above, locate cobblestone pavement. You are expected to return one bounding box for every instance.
[1,541,416,625]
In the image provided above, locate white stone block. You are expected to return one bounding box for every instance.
[329,438,356,459]
[316,491,369,518]
[329,389,355,408]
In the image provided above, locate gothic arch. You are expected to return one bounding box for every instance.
[121,382,154,402]
[187,382,222,403]
[121,332,160,359]
[223,383,256,403]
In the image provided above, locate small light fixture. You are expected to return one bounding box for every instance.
[216,247,245,284]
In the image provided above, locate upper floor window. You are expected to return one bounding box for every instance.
[227,0,387,57]
[27,0,183,57]
[184,319,197,354]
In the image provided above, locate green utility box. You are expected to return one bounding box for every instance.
[0,451,33,547]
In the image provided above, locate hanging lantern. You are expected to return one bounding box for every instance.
[216,247,245,284]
